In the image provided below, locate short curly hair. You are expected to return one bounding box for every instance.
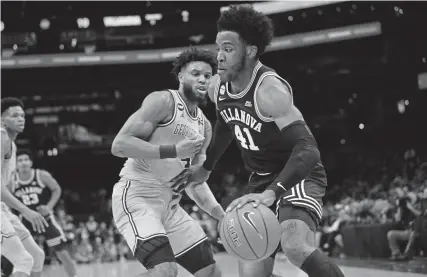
[1,97,24,115]
[171,47,217,80]
[217,5,274,56]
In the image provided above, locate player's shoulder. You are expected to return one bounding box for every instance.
[255,74,293,118]
[37,169,53,179]
[256,75,292,104]
[207,74,221,103]
[142,90,175,111]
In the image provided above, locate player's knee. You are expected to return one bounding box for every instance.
[12,250,34,275]
[150,262,178,277]
[280,219,313,263]
[134,235,176,269]
[176,240,216,275]
[30,246,45,272]
[193,263,221,277]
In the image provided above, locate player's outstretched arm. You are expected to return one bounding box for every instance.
[257,76,321,199]
[112,91,204,160]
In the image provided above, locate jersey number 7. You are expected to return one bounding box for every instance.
[181,158,191,168]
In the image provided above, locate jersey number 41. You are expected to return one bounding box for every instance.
[234,125,259,151]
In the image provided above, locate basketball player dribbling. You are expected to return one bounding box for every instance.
[10,150,78,277]
[1,97,48,277]
[185,5,346,277]
[111,48,225,277]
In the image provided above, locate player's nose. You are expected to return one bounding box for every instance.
[217,51,225,63]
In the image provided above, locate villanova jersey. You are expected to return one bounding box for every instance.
[12,169,51,211]
[215,61,327,186]
[119,89,205,185]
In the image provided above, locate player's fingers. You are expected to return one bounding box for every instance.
[31,222,37,233]
[226,200,239,212]
[42,217,49,227]
[252,199,261,207]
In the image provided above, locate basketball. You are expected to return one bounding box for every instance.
[219,203,281,262]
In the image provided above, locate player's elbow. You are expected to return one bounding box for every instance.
[295,142,321,171]
[111,136,126,157]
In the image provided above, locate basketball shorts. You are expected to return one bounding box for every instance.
[21,212,67,248]
[1,205,31,242]
[112,178,208,258]
[246,172,325,231]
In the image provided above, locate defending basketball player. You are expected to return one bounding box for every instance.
[10,150,78,277]
[111,48,224,277]
[184,5,346,277]
[1,97,48,277]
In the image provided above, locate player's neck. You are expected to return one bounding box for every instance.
[177,89,198,117]
[230,59,259,94]
[19,169,33,181]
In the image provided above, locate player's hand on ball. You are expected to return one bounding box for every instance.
[175,135,205,159]
[22,208,49,233]
[37,205,52,217]
[226,190,276,212]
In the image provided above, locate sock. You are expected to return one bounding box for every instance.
[300,249,345,277]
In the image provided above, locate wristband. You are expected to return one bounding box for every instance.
[159,145,177,159]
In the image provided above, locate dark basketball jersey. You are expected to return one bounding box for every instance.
[215,61,327,186]
[12,169,51,211]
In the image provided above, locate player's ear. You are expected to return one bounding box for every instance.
[246,45,258,59]
[178,71,184,85]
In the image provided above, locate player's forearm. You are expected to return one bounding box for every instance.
[1,184,30,214]
[266,123,321,198]
[111,135,162,159]
[46,188,61,210]
[202,113,234,171]
[186,182,225,221]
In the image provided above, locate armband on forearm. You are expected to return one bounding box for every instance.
[159,145,177,159]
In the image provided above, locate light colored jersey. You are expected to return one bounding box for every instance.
[119,90,205,185]
[1,127,17,212]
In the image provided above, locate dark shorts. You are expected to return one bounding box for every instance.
[246,172,325,232]
[23,213,67,248]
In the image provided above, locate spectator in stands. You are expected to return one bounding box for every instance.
[93,237,105,263]
[387,186,421,260]
[102,236,118,263]
[85,215,98,240]
[74,237,94,264]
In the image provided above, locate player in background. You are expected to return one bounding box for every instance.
[111,48,224,277]
[1,97,48,277]
[185,5,346,277]
[10,150,78,277]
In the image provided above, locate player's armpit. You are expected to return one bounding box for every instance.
[111,90,174,159]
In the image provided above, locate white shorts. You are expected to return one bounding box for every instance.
[1,203,31,243]
[112,178,207,257]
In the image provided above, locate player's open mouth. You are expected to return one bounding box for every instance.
[218,69,225,73]
[197,87,206,93]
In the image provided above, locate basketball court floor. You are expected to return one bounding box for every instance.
[41,253,427,277]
